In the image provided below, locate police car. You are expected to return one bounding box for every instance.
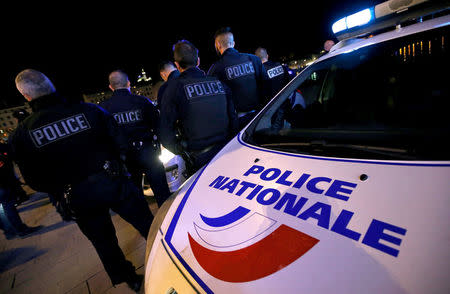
[144,0,450,293]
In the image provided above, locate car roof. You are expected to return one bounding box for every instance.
[315,13,450,65]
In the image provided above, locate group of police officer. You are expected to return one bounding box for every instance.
[5,27,293,292]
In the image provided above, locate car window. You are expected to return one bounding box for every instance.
[245,25,449,160]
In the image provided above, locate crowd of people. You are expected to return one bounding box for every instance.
[0,27,333,292]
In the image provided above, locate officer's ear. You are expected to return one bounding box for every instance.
[109,85,115,92]
[197,57,200,67]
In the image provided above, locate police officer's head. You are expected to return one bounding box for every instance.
[255,47,269,63]
[159,61,177,82]
[324,40,335,52]
[15,69,56,101]
[214,27,235,56]
[108,70,131,91]
[173,40,199,72]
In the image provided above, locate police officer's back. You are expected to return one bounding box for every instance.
[100,70,171,207]
[10,69,151,291]
[160,40,238,176]
[208,27,268,127]
[255,47,293,102]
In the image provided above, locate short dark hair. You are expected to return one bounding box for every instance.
[214,27,232,39]
[173,40,198,69]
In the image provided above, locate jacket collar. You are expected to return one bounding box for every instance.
[111,88,132,97]
[29,92,66,112]
[222,47,238,57]
[180,67,206,78]
[168,70,180,81]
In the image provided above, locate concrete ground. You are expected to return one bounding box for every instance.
[0,190,158,294]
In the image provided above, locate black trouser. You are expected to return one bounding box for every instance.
[0,187,27,236]
[70,172,153,285]
[127,141,171,207]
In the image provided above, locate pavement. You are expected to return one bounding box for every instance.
[0,190,159,294]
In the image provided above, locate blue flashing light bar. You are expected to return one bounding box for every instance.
[332,7,375,34]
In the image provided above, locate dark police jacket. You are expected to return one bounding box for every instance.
[160,67,238,154]
[263,60,293,101]
[9,93,127,193]
[157,70,180,109]
[100,89,159,143]
[207,48,268,113]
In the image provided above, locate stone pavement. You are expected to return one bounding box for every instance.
[0,191,159,294]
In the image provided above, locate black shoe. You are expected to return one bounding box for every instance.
[125,274,143,292]
[17,225,43,237]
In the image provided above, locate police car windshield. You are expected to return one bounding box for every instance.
[244,25,450,160]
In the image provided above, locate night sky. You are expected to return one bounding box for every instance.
[1,0,383,108]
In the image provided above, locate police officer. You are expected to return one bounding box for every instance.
[100,70,171,207]
[0,142,41,239]
[208,27,268,128]
[255,47,294,102]
[157,61,180,109]
[160,40,238,176]
[10,69,152,292]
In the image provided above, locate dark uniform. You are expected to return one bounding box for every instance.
[208,48,268,127]
[9,92,152,286]
[0,143,35,239]
[157,70,180,109]
[100,89,171,207]
[160,67,238,175]
[262,60,293,102]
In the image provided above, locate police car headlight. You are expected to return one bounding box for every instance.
[159,148,176,165]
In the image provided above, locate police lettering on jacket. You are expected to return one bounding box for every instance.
[30,114,91,147]
[267,65,284,79]
[184,81,225,99]
[112,109,142,125]
[225,62,255,80]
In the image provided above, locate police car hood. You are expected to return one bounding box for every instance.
[158,133,450,294]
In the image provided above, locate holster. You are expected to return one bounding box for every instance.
[103,160,131,179]
[56,185,78,222]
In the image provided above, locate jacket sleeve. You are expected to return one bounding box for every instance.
[253,56,270,108]
[224,84,239,137]
[143,98,161,137]
[8,128,53,193]
[94,104,129,159]
[159,83,182,155]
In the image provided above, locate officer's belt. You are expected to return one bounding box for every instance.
[70,169,106,189]
[130,138,154,148]
[237,110,256,118]
[188,143,218,156]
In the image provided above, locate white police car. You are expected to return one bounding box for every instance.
[144,0,450,293]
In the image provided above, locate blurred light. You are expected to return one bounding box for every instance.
[159,148,176,165]
[332,18,347,34]
[332,8,374,34]
[347,8,373,29]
